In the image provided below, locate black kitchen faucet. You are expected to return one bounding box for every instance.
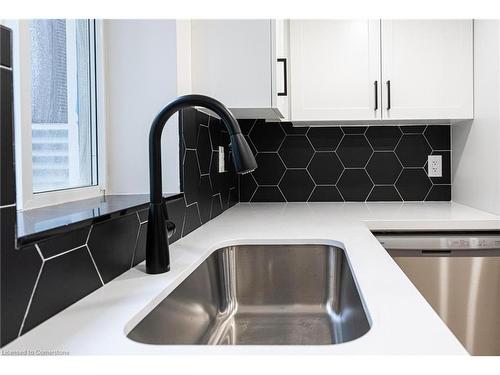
[146,94,257,274]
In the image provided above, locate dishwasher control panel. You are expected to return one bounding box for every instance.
[375,233,500,252]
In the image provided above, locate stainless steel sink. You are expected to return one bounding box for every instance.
[127,245,370,345]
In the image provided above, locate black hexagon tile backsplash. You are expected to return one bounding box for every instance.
[239,123,451,202]
[2,108,241,347]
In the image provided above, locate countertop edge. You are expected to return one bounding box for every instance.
[5,202,498,355]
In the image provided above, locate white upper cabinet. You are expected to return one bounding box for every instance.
[190,19,473,122]
[381,20,473,120]
[289,19,473,122]
[191,20,289,120]
[289,20,381,121]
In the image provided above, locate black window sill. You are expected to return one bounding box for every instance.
[16,193,184,246]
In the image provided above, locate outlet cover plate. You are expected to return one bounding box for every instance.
[218,146,225,173]
[428,155,442,177]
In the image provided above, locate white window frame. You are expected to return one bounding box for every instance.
[8,19,107,210]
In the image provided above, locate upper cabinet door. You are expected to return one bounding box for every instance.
[289,20,381,121]
[191,20,288,120]
[381,20,473,120]
[191,20,272,109]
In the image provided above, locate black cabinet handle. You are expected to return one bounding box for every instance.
[374,81,378,111]
[277,58,287,96]
[386,80,391,110]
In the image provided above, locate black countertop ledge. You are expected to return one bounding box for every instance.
[16,193,183,246]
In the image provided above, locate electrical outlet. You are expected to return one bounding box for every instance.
[428,155,442,177]
[218,146,225,173]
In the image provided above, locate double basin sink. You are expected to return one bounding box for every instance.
[127,244,370,345]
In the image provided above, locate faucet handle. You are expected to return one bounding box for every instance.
[166,220,176,239]
[161,200,176,239]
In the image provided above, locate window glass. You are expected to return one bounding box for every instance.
[30,19,97,192]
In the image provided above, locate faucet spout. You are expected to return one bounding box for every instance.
[145,95,257,274]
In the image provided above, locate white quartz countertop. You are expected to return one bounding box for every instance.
[4,202,500,355]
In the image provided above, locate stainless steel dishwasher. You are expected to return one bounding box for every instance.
[375,231,500,356]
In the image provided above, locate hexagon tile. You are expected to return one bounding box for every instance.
[337,134,373,168]
[239,122,451,202]
[253,153,286,185]
[249,120,285,152]
[278,136,314,168]
[279,170,315,202]
[308,152,343,185]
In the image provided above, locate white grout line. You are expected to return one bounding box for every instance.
[246,136,257,155]
[182,202,202,236]
[335,132,345,152]
[365,167,376,186]
[193,150,202,177]
[364,151,375,170]
[248,119,258,134]
[246,173,259,202]
[393,131,403,148]
[275,185,287,202]
[86,244,105,286]
[336,184,346,202]
[84,225,93,246]
[180,206,188,237]
[394,185,405,201]
[305,184,315,202]
[18,261,45,337]
[130,212,143,268]
[423,185,433,201]
[34,244,44,261]
[275,132,288,153]
[0,203,16,209]
[394,164,405,185]
[194,202,203,225]
[363,132,374,152]
[44,245,87,262]
[137,208,149,225]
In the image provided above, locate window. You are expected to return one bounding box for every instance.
[29,19,98,192]
[9,19,103,209]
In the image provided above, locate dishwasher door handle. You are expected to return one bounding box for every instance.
[421,250,452,255]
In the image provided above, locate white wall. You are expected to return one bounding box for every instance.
[452,20,500,214]
[104,20,185,195]
[176,20,192,96]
